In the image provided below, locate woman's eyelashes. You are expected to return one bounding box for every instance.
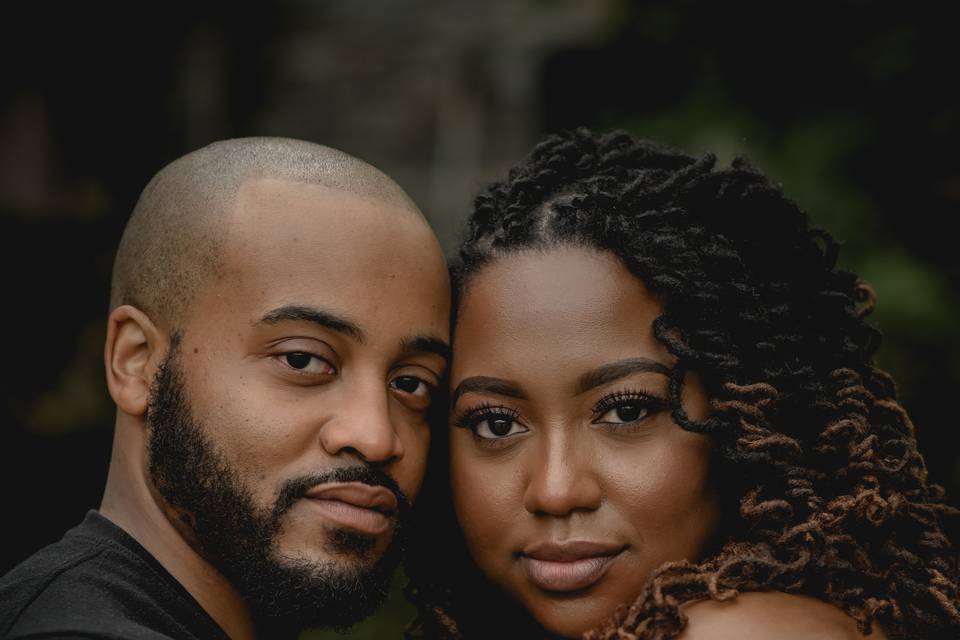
[453,403,526,440]
[591,389,666,428]
[453,388,667,441]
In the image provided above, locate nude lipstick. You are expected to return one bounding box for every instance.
[520,541,625,592]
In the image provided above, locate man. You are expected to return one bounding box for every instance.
[0,138,451,639]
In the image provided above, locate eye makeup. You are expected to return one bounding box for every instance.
[451,384,669,444]
[452,402,522,434]
[591,387,667,429]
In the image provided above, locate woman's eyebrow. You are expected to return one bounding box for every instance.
[575,357,672,395]
[451,376,526,404]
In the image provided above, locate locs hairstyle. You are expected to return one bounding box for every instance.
[404,129,960,639]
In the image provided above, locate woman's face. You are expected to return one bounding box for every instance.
[449,246,720,637]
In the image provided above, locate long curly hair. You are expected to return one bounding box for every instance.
[404,129,959,639]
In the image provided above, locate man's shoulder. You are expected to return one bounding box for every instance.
[678,591,888,640]
[0,512,227,640]
[0,520,119,637]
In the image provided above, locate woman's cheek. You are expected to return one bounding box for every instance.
[631,441,718,562]
[451,442,507,542]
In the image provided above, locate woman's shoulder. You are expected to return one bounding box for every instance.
[677,591,888,640]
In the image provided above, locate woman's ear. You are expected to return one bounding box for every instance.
[104,305,165,417]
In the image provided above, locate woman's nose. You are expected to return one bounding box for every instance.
[522,433,602,517]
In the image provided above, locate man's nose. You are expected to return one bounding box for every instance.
[318,376,403,463]
[522,431,602,517]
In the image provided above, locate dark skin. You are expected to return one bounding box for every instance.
[449,247,718,638]
[101,178,450,639]
[679,592,888,639]
[449,246,885,639]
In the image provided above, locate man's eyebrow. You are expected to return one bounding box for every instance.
[257,305,365,343]
[452,376,526,404]
[575,357,672,395]
[400,335,451,362]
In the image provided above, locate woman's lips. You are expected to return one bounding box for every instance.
[520,541,626,592]
[303,482,398,537]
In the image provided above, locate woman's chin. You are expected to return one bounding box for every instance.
[537,616,603,639]
[523,595,617,639]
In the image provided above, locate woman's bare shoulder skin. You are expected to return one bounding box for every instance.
[677,592,888,640]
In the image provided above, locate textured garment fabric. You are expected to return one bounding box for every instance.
[0,510,229,639]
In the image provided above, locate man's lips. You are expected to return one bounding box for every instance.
[303,482,398,536]
[520,541,626,593]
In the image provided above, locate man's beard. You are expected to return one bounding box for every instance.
[145,338,409,633]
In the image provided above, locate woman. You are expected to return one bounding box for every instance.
[404,129,959,639]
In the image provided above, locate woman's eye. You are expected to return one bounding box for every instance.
[474,415,527,439]
[390,375,432,398]
[596,402,649,424]
[592,390,664,427]
[281,352,335,374]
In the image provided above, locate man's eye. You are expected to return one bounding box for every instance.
[282,352,335,374]
[390,376,432,398]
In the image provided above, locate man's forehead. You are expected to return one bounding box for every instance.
[233,176,418,222]
[190,177,448,334]
[221,177,430,261]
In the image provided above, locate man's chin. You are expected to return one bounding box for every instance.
[271,545,377,577]
[276,520,394,563]
[249,542,398,631]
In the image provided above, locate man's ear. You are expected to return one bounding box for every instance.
[105,305,166,417]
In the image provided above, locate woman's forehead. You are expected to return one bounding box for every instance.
[458,247,657,318]
[452,246,673,384]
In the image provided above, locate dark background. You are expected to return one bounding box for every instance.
[2,2,958,637]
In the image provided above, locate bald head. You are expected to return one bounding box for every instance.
[110,137,421,327]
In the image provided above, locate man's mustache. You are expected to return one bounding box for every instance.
[273,465,410,520]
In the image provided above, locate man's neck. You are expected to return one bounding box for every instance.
[100,435,258,640]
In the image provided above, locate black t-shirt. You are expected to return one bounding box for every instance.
[0,510,230,639]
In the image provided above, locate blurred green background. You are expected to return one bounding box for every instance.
[2,2,958,637]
